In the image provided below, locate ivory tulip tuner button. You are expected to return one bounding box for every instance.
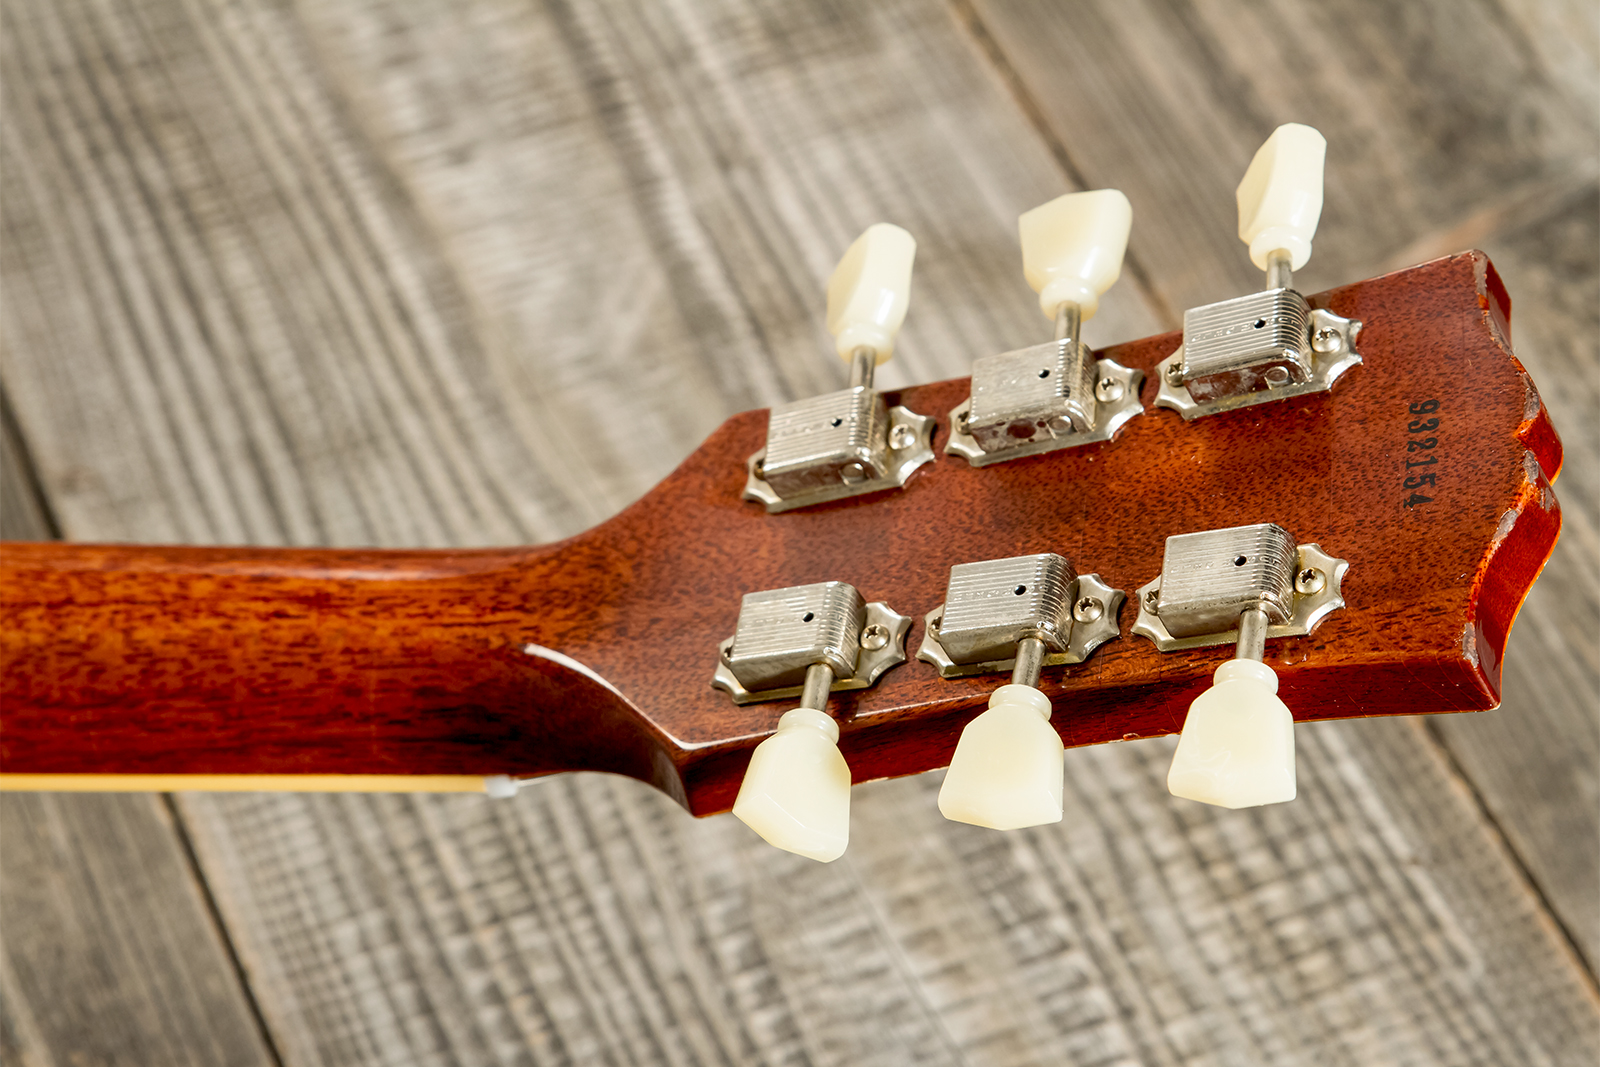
[1167,660,1296,809]
[1236,123,1326,273]
[1132,523,1350,811]
[938,686,1064,830]
[1154,124,1361,420]
[920,553,1124,831]
[733,707,852,862]
[825,223,916,365]
[1019,189,1132,322]
[716,581,913,862]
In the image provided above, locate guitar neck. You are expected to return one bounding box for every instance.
[0,540,674,797]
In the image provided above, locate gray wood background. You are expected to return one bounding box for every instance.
[1,1,1595,1063]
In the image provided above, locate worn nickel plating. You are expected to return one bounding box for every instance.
[947,303,1145,465]
[1155,254,1362,419]
[713,580,913,705]
[917,553,1124,678]
[745,347,936,513]
[1132,523,1349,651]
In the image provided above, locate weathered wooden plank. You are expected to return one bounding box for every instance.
[173,711,1600,1066]
[0,0,1155,552]
[0,388,57,541]
[0,794,279,1067]
[970,0,1600,975]
[1,1,1595,1066]
[0,388,62,1067]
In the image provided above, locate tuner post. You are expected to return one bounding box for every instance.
[1235,605,1268,662]
[1053,299,1082,349]
[1011,634,1047,688]
[1264,247,1293,293]
[798,660,836,710]
[918,553,1124,830]
[847,344,876,389]
[1155,124,1362,420]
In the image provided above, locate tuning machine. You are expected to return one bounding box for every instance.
[1131,523,1347,653]
[918,553,1123,830]
[1154,124,1362,419]
[946,191,1145,466]
[917,554,1122,678]
[1133,523,1348,810]
[712,583,911,705]
[744,225,936,513]
[714,581,912,862]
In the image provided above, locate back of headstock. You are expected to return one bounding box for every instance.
[604,250,1560,824]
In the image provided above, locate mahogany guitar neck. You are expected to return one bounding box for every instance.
[0,541,661,793]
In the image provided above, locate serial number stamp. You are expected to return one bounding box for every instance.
[1402,399,1440,508]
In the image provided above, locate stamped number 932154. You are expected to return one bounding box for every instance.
[1403,399,1441,508]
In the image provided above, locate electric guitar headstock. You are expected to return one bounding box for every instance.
[1,127,1562,865]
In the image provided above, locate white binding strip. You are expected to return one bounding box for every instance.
[481,644,636,797]
[520,643,629,701]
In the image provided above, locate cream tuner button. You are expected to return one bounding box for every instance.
[920,553,1125,830]
[825,222,916,366]
[946,191,1144,466]
[1019,188,1132,322]
[1155,126,1359,420]
[937,684,1064,830]
[717,582,913,862]
[744,224,934,513]
[733,705,852,862]
[1130,524,1348,810]
[1236,122,1326,273]
[1166,659,1297,809]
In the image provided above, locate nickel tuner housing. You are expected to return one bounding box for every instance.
[745,224,935,512]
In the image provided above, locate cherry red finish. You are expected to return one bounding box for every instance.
[0,254,1563,815]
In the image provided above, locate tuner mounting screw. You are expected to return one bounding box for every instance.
[1094,376,1124,403]
[1164,360,1185,386]
[888,423,916,451]
[1312,326,1341,353]
[753,458,765,477]
[860,623,890,651]
[1143,588,1161,613]
[1295,567,1326,595]
[1073,596,1104,623]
